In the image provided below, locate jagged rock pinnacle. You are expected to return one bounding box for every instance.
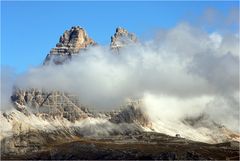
[44,26,96,65]
[110,27,137,51]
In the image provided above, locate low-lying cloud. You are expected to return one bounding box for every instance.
[1,66,16,111]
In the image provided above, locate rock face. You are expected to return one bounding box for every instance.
[44,26,96,65]
[11,88,92,122]
[10,88,150,126]
[44,26,136,64]
[109,101,151,128]
[110,27,137,51]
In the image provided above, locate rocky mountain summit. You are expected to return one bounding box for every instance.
[110,27,137,52]
[43,26,137,64]
[44,26,96,65]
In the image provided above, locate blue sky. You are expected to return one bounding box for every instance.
[1,1,238,73]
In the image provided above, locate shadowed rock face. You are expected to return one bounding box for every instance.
[44,26,96,65]
[109,101,151,128]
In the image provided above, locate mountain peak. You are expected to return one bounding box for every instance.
[110,27,137,50]
[44,26,96,65]
[57,26,96,52]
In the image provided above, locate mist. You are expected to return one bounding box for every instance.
[2,23,239,132]
[1,66,16,111]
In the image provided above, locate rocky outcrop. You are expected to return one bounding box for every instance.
[10,88,151,127]
[44,26,96,65]
[109,100,151,128]
[110,27,137,52]
[11,88,92,122]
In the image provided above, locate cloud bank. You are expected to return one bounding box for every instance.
[2,23,239,132]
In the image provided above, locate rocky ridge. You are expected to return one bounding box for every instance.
[10,89,91,122]
[9,88,150,126]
